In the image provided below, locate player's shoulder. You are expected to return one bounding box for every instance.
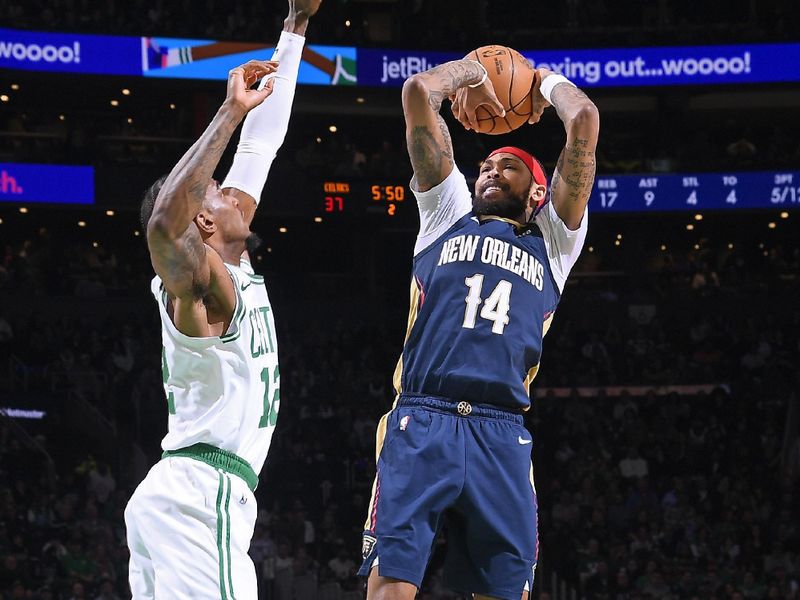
[225,262,264,290]
[415,211,478,259]
[238,256,256,275]
[412,164,471,202]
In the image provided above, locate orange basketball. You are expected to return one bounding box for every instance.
[467,45,535,135]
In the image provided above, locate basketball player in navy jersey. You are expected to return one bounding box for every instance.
[358,59,599,600]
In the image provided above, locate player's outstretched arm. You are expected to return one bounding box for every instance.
[536,69,600,230]
[147,61,276,332]
[402,60,503,192]
[222,0,322,225]
[285,0,322,36]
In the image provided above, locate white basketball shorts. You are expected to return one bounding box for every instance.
[125,454,258,599]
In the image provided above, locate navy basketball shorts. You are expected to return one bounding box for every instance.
[358,393,539,600]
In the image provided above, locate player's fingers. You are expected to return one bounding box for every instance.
[480,78,505,117]
[258,78,276,99]
[227,66,246,90]
[242,60,279,77]
[244,59,279,69]
[530,71,551,110]
[528,107,544,125]
[451,100,462,121]
[455,104,471,130]
[490,99,506,118]
[454,102,472,130]
[465,107,480,131]
[244,70,259,87]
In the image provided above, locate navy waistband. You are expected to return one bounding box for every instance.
[398,393,523,424]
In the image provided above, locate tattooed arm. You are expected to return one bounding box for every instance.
[545,74,600,230]
[402,60,492,192]
[147,60,276,336]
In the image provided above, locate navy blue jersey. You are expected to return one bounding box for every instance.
[394,167,587,410]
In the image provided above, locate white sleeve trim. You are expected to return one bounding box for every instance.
[535,200,588,294]
[412,166,472,256]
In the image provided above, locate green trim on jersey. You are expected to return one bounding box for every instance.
[220,281,247,344]
[158,278,247,344]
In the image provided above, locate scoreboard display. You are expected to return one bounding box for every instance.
[591,171,800,213]
[315,171,800,220]
[321,180,410,218]
[1,163,798,218]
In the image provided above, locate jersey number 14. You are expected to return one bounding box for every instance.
[462,275,512,335]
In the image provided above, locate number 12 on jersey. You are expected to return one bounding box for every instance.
[259,365,280,428]
[463,275,512,335]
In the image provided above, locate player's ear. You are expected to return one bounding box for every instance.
[528,183,547,207]
[195,211,217,235]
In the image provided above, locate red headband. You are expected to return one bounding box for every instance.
[487,146,548,189]
[486,146,548,213]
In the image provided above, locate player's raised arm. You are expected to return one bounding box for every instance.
[147,61,277,310]
[535,69,600,230]
[222,0,322,226]
[402,60,505,192]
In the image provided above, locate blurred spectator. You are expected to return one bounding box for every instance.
[327,543,357,587]
[618,447,648,479]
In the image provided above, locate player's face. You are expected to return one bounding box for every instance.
[473,155,533,221]
[203,181,249,241]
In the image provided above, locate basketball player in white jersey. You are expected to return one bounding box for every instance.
[125,2,321,598]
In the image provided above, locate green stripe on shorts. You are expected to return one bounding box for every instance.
[216,471,227,599]
[225,475,237,600]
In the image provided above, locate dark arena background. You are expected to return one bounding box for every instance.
[1,1,799,599]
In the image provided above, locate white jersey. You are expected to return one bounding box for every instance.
[151,260,279,474]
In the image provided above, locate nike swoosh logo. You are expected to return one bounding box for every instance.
[518,436,532,445]
[240,281,251,291]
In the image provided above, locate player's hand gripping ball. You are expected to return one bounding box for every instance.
[453,45,536,135]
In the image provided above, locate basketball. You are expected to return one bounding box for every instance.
[467,45,536,135]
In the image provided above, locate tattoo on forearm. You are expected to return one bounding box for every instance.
[551,149,564,196]
[438,116,454,161]
[180,110,240,206]
[421,60,485,111]
[555,138,596,203]
[549,84,598,205]
[550,84,592,122]
[408,115,454,189]
[150,108,240,293]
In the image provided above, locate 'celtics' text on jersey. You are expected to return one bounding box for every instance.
[152,259,279,473]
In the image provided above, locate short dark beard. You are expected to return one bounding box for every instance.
[473,188,529,221]
[245,232,263,254]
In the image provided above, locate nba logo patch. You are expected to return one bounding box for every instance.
[362,534,377,559]
[399,415,410,431]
